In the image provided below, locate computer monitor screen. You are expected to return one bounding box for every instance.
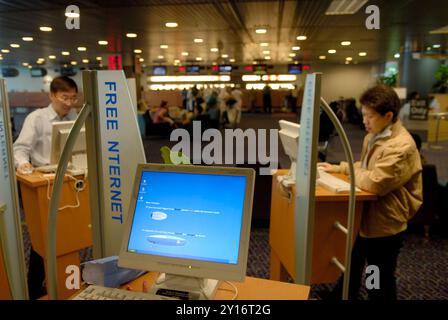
[118,163,255,299]
[253,64,267,75]
[218,64,232,74]
[288,64,302,74]
[186,65,200,74]
[50,121,87,169]
[279,120,300,181]
[152,66,167,76]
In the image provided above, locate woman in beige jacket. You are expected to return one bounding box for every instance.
[320,85,423,300]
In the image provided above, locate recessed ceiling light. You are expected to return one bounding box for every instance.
[82,59,89,63]
[358,52,367,56]
[48,55,56,59]
[70,61,77,65]
[39,26,52,32]
[174,59,180,63]
[96,56,102,61]
[345,61,350,64]
[194,38,203,43]
[10,44,20,48]
[22,37,33,41]
[265,56,271,60]
[196,57,203,61]
[230,59,235,63]
[296,35,307,40]
[160,44,168,49]
[181,52,189,56]
[221,54,228,58]
[134,49,142,54]
[139,58,144,62]
[292,46,301,51]
[126,33,137,38]
[341,41,351,46]
[61,51,70,56]
[165,22,178,28]
[319,55,326,59]
[1,49,10,53]
[36,60,44,64]
[346,57,353,61]
[263,50,270,54]
[22,62,29,66]
[426,46,432,51]
[328,49,336,54]
[255,28,267,34]
[260,43,269,47]
[433,44,441,48]
[98,40,108,45]
[158,55,164,59]
[252,61,257,64]
[77,47,87,51]
[394,53,400,58]
[289,53,296,57]
[210,48,219,52]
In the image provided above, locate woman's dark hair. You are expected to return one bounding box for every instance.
[50,76,78,93]
[360,85,401,122]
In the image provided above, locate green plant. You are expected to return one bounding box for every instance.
[432,64,448,93]
[379,73,397,87]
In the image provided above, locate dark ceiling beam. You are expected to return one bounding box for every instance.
[227,0,254,43]
[276,0,285,45]
[211,0,249,45]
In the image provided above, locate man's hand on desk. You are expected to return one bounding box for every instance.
[17,163,34,175]
[125,280,149,293]
[317,162,336,173]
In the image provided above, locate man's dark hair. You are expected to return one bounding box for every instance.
[360,85,401,122]
[50,76,78,93]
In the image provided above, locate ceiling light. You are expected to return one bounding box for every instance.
[98,40,108,45]
[139,58,144,62]
[10,44,20,48]
[0,57,3,60]
[430,25,448,34]
[221,54,228,58]
[328,49,336,54]
[36,60,44,64]
[1,49,10,53]
[22,62,29,66]
[345,61,350,64]
[196,57,203,61]
[292,46,301,51]
[61,51,70,56]
[22,37,33,41]
[426,46,432,51]
[341,41,351,46]
[325,0,369,15]
[165,22,178,28]
[255,28,267,34]
[194,38,203,43]
[394,53,400,58]
[77,47,87,51]
[263,50,270,54]
[174,59,180,63]
[289,53,296,57]
[346,57,353,61]
[260,43,269,47]
[210,48,219,52]
[296,35,307,40]
[126,33,137,38]
[253,61,257,64]
[319,55,326,59]
[48,55,56,59]
[181,52,189,56]
[134,49,142,54]
[229,59,235,63]
[160,45,168,49]
[433,44,441,48]
[65,11,80,18]
[158,55,164,59]
[39,26,52,32]
[71,61,78,65]
[82,59,89,63]
[358,52,367,56]
[96,56,102,61]
[265,56,271,60]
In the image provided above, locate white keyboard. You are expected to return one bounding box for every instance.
[35,164,85,175]
[35,164,58,173]
[72,285,177,300]
[316,169,360,193]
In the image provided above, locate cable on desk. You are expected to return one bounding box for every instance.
[219,281,238,300]
[42,173,83,211]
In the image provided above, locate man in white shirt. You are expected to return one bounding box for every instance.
[14,76,79,174]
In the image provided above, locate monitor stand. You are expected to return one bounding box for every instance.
[276,160,296,187]
[150,273,220,300]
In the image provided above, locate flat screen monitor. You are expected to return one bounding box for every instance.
[30,67,47,77]
[152,66,167,76]
[50,121,87,169]
[218,64,232,74]
[288,64,302,74]
[186,65,200,74]
[253,64,267,75]
[279,120,300,183]
[118,163,255,299]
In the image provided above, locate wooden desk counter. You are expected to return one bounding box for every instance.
[17,171,92,299]
[269,170,376,284]
[124,272,310,300]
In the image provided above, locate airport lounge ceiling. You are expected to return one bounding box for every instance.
[0,0,447,68]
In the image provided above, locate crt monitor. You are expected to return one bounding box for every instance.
[50,120,87,169]
[118,163,255,299]
[279,120,300,182]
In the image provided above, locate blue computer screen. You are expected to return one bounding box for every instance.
[127,171,247,265]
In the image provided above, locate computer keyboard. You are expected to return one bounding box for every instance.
[35,164,85,175]
[316,169,360,193]
[71,284,177,300]
[35,164,58,173]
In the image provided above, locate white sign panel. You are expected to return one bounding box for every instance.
[88,71,146,257]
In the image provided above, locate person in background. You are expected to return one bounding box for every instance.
[151,100,175,126]
[13,76,79,175]
[398,91,420,122]
[262,84,272,114]
[319,85,423,300]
